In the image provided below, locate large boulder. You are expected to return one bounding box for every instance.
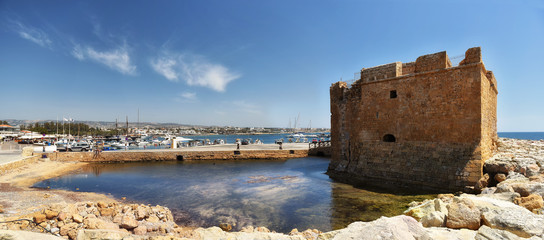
[317,216,429,240]
[404,199,439,221]
[192,226,305,240]
[446,198,480,230]
[424,227,477,240]
[480,205,544,238]
[514,194,544,212]
[420,211,446,228]
[475,225,523,240]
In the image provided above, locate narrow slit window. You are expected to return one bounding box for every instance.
[390,90,397,99]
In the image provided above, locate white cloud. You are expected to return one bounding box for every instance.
[13,21,52,48]
[151,53,240,92]
[180,92,197,100]
[72,44,137,75]
[175,92,197,103]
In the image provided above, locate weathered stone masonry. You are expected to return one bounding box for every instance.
[328,47,498,191]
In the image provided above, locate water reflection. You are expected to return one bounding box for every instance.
[34,157,434,233]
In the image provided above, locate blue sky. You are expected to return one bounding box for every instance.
[1,1,543,131]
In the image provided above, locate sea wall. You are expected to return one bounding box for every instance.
[41,149,309,162]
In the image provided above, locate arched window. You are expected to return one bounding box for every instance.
[383,134,396,142]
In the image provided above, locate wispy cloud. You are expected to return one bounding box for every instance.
[72,44,137,75]
[12,21,52,48]
[175,92,198,103]
[151,53,240,92]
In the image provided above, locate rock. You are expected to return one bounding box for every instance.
[120,215,138,229]
[481,205,544,238]
[480,187,496,195]
[424,227,477,240]
[72,213,83,223]
[434,199,448,214]
[97,201,108,208]
[146,215,159,223]
[404,199,436,221]
[475,173,490,192]
[240,226,254,233]
[495,184,515,193]
[98,207,114,217]
[76,229,130,240]
[0,204,3,213]
[134,225,147,235]
[0,230,65,240]
[60,222,78,237]
[255,226,270,233]
[514,194,544,212]
[446,198,481,230]
[475,225,521,240]
[317,216,428,240]
[44,209,58,219]
[289,228,299,235]
[50,227,59,233]
[494,173,507,183]
[219,223,232,232]
[135,206,148,220]
[478,192,520,203]
[57,212,68,221]
[33,213,46,224]
[420,211,446,227]
[526,164,540,177]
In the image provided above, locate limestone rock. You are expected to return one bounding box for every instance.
[475,225,521,240]
[421,211,446,227]
[480,187,496,195]
[317,216,428,240]
[98,207,114,217]
[480,205,544,238]
[219,223,232,232]
[133,225,147,235]
[514,194,544,212]
[424,227,477,240]
[475,173,490,192]
[76,229,130,240]
[44,209,58,219]
[72,213,83,223]
[446,198,480,230]
[33,213,46,224]
[478,192,520,203]
[434,198,448,214]
[57,211,68,221]
[146,215,159,223]
[494,173,507,183]
[404,199,436,221]
[120,215,138,229]
[59,222,78,237]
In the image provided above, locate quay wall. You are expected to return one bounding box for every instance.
[41,149,309,162]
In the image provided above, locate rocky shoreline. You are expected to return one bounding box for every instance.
[1,137,543,239]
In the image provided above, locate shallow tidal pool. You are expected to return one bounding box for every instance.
[34,157,435,232]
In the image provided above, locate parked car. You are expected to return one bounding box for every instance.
[69,142,91,152]
[55,143,69,152]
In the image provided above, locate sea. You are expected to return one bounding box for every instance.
[498,132,544,141]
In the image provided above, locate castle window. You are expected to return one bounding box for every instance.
[383,134,396,142]
[390,90,397,98]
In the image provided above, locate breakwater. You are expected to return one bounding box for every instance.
[40,149,309,162]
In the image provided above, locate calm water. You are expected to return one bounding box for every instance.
[34,157,433,232]
[498,132,544,140]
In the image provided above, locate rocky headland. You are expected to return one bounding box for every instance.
[1,137,543,239]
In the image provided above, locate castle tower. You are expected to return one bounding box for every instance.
[329,47,498,191]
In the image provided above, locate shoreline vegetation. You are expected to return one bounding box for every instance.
[1,137,543,239]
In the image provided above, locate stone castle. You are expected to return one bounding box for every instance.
[329,47,498,191]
